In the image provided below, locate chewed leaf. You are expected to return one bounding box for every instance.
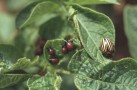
[27,72,62,90]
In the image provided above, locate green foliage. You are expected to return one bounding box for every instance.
[69,49,137,90]
[14,27,39,58]
[0,46,34,89]
[0,57,32,88]
[70,4,115,61]
[12,57,31,70]
[44,39,65,62]
[1,0,137,90]
[0,74,31,88]
[16,1,63,28]
[39,16,74,40]
[124,6,137,60]
[27,72,62,90]
[0,44,22,64]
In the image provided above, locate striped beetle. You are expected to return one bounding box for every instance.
[99,38,115,58]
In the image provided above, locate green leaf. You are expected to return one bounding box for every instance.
[0,74,31,88]
[16,1,62,28]
[1,56,41,76]
[0,57,36,88]
[124,5,137,60]
[16,1,39,28]
[68,49,111,76]
[12,57,31,70]
[65,0,119,5]
[0,44,22,65]
[69,49,137,90]
[3,83,28,90]
[39,16,74,40]
[70,5,115,61]
[1,57,32,74]
[43,39,78,68]
[27,72,62,90]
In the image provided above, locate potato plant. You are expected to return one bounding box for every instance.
[0,0,137,90]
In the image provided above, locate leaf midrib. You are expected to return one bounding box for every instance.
[76,15,105,61]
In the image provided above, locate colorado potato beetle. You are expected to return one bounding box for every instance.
[99,38,115,58]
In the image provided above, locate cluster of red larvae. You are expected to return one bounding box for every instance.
[47,41,75,64]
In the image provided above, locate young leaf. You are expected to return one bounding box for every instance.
[44,39,78,68]
[16,1,62,28]
[11,57,31,70]
[70,5,115,61]
[27,72,62,90]
[124,5,137,60]
[69,50,137,90]
[65,0,119,5]
[0,74,31,88]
